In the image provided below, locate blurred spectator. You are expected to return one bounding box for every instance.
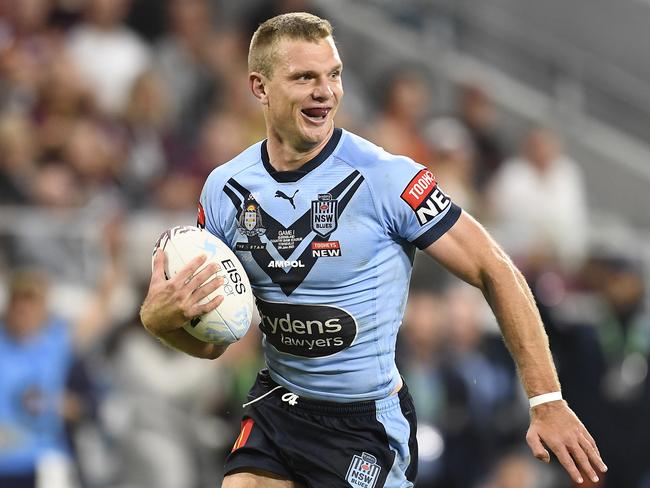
[5,165,87,287]
[546,254,650,488]
[398,285,527,488]
[370,67,436,164]
[34,46,95,160]
[154,0,225,140]
[0,41,41,115]
[425,117,480,213]
[437,285,526,488]
[0,113,38,204]
[409,115,479,298]
[100,308,231,488]
[2,0,52,42]
[68,0,151,115]
[211,49,266,145]
[193,110,252,175]
[30,160,81,208]
[397,290,448,485]
[120,70,172,206]
[399,291,449,424]
[0,0,58,114]
[456,83,506,190]
[64,118,124,205]
[585,257,649,404]
[153,171,202,212]
[0,218,138,487]
[486,126,589,273]
[0,269,87,488]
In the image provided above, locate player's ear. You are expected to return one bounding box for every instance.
[250,72,269,105]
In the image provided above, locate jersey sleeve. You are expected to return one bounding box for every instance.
[375,156,462,249]
[197,170,227,241]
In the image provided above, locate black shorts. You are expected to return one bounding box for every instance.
[224,370,418,488]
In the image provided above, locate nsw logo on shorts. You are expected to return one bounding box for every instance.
[346,452,381,488]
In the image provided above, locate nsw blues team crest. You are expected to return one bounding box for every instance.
[346,452,381,488]
[311,193,338,237]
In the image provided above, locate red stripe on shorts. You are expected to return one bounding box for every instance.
[232,418,255,452]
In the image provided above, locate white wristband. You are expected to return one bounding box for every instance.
[529,391,563,408]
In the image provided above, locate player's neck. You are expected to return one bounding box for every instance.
[266,126,334,172]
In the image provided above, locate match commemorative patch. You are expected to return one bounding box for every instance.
[400,169,451,225]
[346,452,381,488]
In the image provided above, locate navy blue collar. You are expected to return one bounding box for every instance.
[261,128,343,183]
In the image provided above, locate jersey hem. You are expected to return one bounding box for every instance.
[267,367,401,403]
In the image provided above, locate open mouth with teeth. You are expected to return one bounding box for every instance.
[301,107,331,122]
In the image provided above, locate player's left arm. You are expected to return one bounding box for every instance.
[424,210,607,484]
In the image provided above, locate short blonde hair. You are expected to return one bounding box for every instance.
[248,12,333,78]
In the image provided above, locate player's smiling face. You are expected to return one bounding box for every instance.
[261,36,343,151]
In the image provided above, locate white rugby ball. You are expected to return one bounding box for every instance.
[153,225,254,344]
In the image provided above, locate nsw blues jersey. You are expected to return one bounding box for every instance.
[199,128,461,401]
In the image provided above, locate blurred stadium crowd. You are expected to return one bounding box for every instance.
[0,0,648,487]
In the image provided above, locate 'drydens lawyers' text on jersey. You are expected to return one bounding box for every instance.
[199,128,461,402]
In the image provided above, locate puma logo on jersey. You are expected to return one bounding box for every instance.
[275,189,299,209]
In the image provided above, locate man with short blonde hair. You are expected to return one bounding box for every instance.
[140,12,607,488]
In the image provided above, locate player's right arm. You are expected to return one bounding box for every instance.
[139,249,228,359]
[424,211,606,484]
[368,153,604,484]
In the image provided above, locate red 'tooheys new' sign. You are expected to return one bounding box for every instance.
[400,170,437,210]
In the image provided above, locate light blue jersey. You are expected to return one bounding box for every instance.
[199,128,461,402]
[0,318,71,475]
